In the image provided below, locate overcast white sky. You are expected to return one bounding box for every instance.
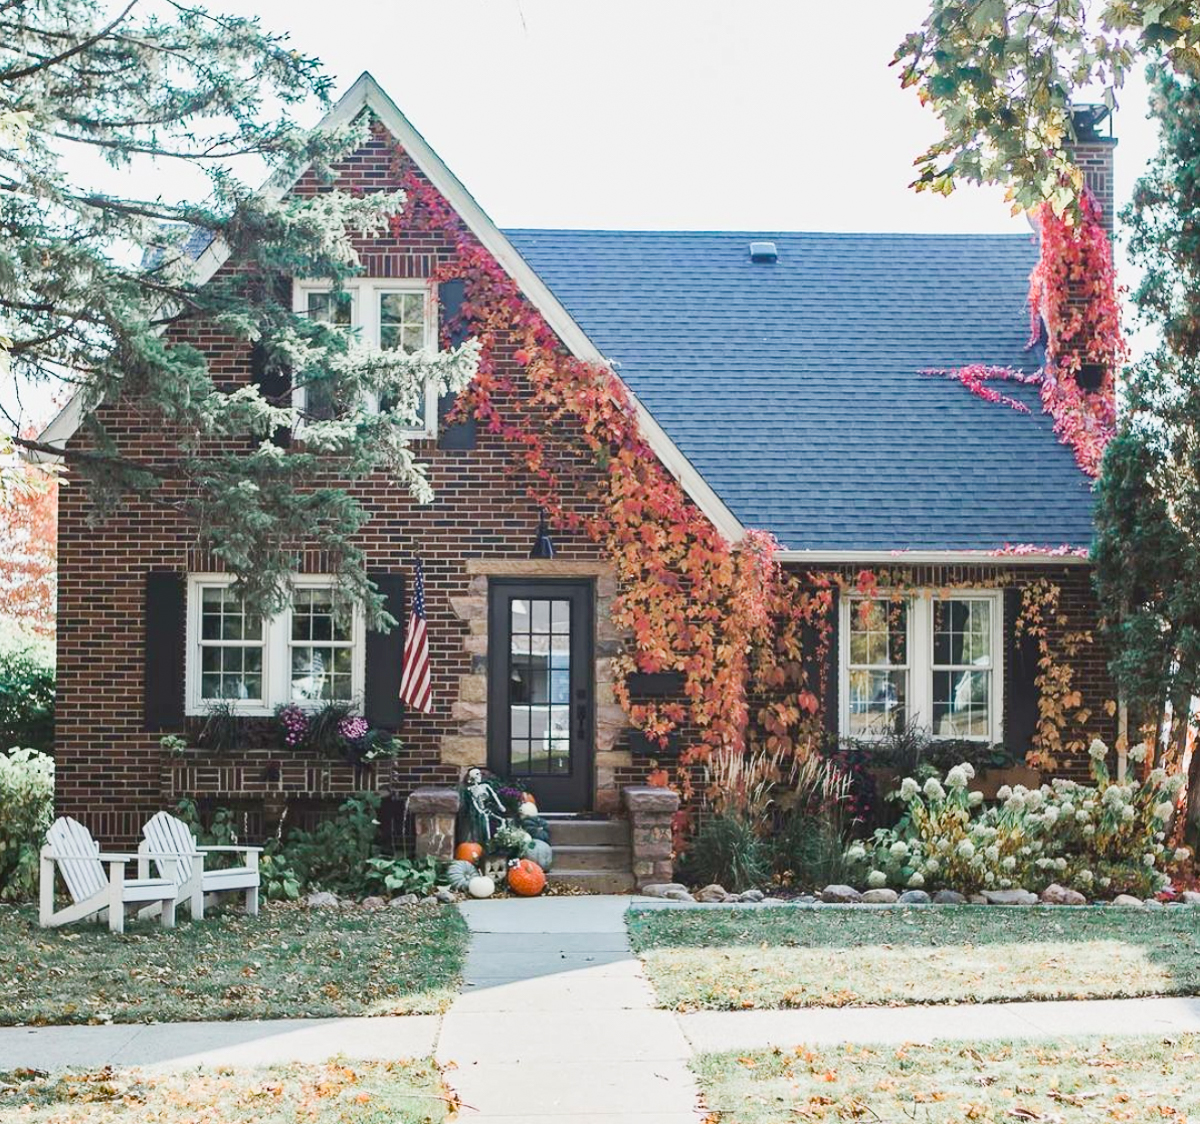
[233,0,1155,237]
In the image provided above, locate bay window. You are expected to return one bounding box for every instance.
[841,592,1002,742]
[186,576,365,715]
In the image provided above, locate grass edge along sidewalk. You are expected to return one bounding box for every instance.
[693,1032,1200,1124]
[627,904,1200,1010]
[0,902,468,1026]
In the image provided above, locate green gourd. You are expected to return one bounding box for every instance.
[445,859,479,891]
[524,838,553,872]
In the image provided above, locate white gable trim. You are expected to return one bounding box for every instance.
[33,72,746,544]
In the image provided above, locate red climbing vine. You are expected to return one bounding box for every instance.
[390,148,832,813]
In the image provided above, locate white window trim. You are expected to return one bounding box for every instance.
[839,590,1004,745]
[185,574,366,717]
[292,278,439,439]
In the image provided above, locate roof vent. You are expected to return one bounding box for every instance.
[749,240,777,263]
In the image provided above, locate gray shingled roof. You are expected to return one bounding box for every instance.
[504,229,1096,552]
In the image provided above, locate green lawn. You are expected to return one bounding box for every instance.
[0,1058,452,1123]
[628,905,1200,1010]
[0,902,468,1025]
[695,1035,1200,1124]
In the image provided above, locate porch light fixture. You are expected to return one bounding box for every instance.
[529,509,556,559]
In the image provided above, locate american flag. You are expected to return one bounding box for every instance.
[398,560,432,713]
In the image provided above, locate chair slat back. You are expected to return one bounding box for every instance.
[141,812,195,884]
[45,817,106,903]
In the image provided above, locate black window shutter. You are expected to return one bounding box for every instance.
[144,572,185,730]
[250,341,292,448]
[822,585,840,742]
[436,278,476,450]
[1004,586,1040,755]
[364,572,406,729]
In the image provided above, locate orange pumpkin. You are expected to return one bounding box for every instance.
[454,842,484,864]
[506,858,546,897]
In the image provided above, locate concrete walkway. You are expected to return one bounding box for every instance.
[439,895,704,1123]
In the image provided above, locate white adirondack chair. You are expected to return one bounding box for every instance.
[138,811,262,920]
[40,816,182,934]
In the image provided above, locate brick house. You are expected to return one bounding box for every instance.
[38,74,1120,884]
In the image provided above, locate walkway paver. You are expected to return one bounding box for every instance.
[440,894,705,1122]
[0,1014,439,1071]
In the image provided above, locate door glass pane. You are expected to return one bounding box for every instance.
[509,596,571,776]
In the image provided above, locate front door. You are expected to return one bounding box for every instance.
[487,580,593,812]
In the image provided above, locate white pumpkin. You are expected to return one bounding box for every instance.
[518,800,538,818]
[467,875,496,899]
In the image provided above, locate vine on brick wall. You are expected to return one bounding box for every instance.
[390,148,831,811]
[927,189,1125,480]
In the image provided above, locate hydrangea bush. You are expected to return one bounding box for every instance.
[845,741,1188,898]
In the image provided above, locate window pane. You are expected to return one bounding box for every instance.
[848,599,906,666]
[933,669,990,738]
[847,669,907,736]
[308,290,353,326]
[933,599,992,666]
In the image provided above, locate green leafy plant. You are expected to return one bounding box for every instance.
[773,813,851,889]
[197,700,240,755]
[0,747,53,901]
[280,793,381,894]
[159,734,189,758]
[259,845,302,901]
[0,634,53,756]
[364,854,439,897]
[681,813,770,893]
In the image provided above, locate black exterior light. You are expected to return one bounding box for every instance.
[529,509,556,559]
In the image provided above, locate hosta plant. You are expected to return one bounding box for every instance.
[845,743,1188,898]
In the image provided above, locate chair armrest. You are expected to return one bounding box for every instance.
[141,849,204,858]
[198,845,264,853]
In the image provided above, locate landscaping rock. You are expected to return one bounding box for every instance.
[821,884,863,904]
[739,889,765,903]
[969,894,989,905]
[389,893,419,908]
[695,883,731,903]
[1144,898,1165,909]
[793,894,816,904]
[419,895,439,906]
[641,883,691,899]
[761,897,787,905]
[1040,883,1087,906]
[1180,891,1200,906]
[897,889,931,905]
[932,889,967,905]
[983,889,1038,906]
[663,888,696,902]
[360,896,387,912]
[1111,894,1144,907]
[305,891,339,909]
[861,888,899,904]
[435,887,458,904]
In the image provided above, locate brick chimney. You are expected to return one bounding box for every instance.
[1066,104,1117,238]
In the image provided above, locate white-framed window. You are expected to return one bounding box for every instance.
[185,574,365,716]
[293,279,439,437]
[840,591,1003,743]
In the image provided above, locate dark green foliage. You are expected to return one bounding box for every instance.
[847,725,1016,778]
[1094,66,1200,838]
[364,855,440,897]
[0,638,53,755]
[196,701,241,755]
[681,814,771,893]
[772,813,851,889]
[0,748,54,902]
[275,794,381,894]
[300,700,355,756]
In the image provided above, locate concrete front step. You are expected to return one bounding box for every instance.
[546,869,637,894]
[546,817,630,847]
[551,843,632,872]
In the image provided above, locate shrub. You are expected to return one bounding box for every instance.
[364,854,439,897]
[0,633,53,755]
[0,747,54,901]
[277,793,381,894]
[681,813,770,892]
[844,742,1188,897]
[774,812,852,888]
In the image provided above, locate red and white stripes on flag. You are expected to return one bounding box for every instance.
[399,559,432,713]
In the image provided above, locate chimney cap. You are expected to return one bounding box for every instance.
[1070,104,1113,141]
[749,241,778,263]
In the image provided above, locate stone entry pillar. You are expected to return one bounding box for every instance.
[623,785,680,889]
[407,787,460,861]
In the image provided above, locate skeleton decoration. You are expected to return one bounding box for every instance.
[464,767,508,842]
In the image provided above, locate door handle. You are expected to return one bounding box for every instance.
[575,702,588,740]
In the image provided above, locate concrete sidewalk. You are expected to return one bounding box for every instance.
[439,895,705,1123]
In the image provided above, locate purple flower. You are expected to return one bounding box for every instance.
[339,716,369,743]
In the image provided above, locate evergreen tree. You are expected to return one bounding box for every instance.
[1,0,478,622]
[1094,66,1200,837]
